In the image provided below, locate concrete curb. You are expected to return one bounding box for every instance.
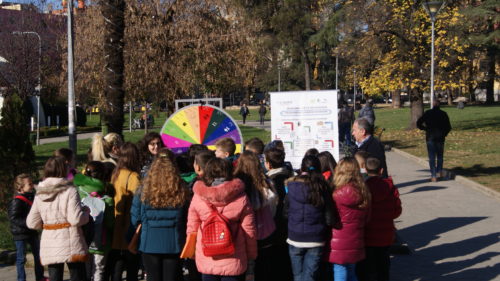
[391,147,500,201]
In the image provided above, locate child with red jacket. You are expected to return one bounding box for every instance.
[328,157,371,281]
[356,157,402,281]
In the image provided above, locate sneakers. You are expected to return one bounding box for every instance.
[431,177,438,182]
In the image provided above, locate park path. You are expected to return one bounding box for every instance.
[387,151,500,281]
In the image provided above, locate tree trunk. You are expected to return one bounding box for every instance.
[408,88,423,129]
[447,89,453,105]
[392,90,401,108]
[302,51,311,91]
[485,46,496,104]
[101,0,125,136]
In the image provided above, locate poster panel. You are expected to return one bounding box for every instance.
[270,90,339,169]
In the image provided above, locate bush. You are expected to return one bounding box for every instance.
[0,94,36,209]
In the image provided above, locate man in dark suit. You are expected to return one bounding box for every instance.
[352,118,388,178]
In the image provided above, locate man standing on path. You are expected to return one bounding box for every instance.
[338,101,355,146]
[240,103,250,124]
[358,99,376,126]
[259,101,267,125]
[417,100,451,182]
[352,118,388,178]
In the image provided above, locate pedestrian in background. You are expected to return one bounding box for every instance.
[239,103,250,124]
[358,100,375,126]
[417,100,452,182]
[258,101,267,125]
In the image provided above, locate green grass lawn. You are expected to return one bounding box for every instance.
[374,104,500,192]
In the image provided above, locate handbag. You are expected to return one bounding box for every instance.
[128,224,142,254]
[180,233,197,259]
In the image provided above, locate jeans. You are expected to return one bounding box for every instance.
[242,114,247,124]
[15,238,44,281]
[339,122,352,146]
[48,262,86,281]
[288,245,323,281]
[426,140,444,178]
[108,249,140,281]
[201,274,245,281]
[259,114,265,125]
[142,253,181,281]
[356,246,390,281]
[333,263,357,281]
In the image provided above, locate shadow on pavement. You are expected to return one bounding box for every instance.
[396,179,431,189]
[417,233,500,281]
[450,165,500,178]
[394,217,499,281]
[399,217,488,250]
[401,185,447,195]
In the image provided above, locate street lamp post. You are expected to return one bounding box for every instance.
[67,0,77,153]
[423,1,445,109]
[353,69,357,112]
[13,31,41,146]
[278,63,281,92]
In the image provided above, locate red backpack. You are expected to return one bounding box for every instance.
[201,201,235,257]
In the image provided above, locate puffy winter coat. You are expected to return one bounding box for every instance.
[365,176,402,246]
[329,183,369,264]
[285,179,328,243]
[8,192,38,240]
[26,178,90,265]
[187,178,257,276]
[131,192,188,254]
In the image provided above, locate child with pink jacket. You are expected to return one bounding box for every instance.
[187,158,257,281]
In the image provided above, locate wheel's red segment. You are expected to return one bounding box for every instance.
[198,106,214,143]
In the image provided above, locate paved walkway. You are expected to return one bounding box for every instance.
[388,151,500,281]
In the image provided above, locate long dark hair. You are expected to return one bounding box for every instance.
[298,155,330,208]
[112,142,141,183]
[138,132,163,164]
[318,151,337,186]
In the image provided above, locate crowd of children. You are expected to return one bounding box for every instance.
[9,131,401,281]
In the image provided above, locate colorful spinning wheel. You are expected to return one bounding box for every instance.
[160,104,243,154]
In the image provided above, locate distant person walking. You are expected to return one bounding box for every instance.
[338,102,355,146]
[417,100,451,182]
[259,101,267,125]
[358,100,375,126]
[240,103,250,124]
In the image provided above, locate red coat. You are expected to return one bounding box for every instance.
[365,176,402,247]
[328,183,369,264]
[187,178,257,276]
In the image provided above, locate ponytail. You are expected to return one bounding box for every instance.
[299,155,330,208]
[91,134,107,161]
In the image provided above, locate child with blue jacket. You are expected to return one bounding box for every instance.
[284,155,335,281]
[131,148,191,281]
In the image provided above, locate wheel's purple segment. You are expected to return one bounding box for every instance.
[205,129,242,146]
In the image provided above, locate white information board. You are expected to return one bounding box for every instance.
[270,90,339,169]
